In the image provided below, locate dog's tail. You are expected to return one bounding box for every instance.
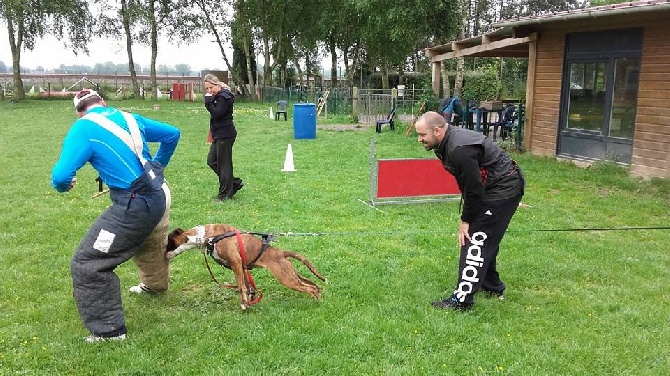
[285,252,327,282]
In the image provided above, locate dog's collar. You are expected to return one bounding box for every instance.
[187,225,208,247]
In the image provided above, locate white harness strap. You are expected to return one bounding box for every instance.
[85,112,156,179]
[187,225,208,247]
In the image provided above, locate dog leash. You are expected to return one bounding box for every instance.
[233,228,263,307]
[202,251,237,289]
[273,225,670,237]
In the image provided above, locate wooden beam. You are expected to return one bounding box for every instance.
[523,33,538,151]
[458,36,532,56]
[431,36,532,61]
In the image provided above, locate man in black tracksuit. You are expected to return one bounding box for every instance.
[415,111,525,311]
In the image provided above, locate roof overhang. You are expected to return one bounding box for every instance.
[493,0,670,29]
[425,0,670,62]
[425,32,534,61]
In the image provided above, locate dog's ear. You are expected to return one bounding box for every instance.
[166,229,182,253]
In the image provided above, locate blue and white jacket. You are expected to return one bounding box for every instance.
[51,106,180,192]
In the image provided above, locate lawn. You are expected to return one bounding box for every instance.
[0,99,668,375]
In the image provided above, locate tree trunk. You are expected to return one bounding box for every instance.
[455,0,468,99]
[197,0,245,94]
[241,27,257,100]
[454,57,464,98]
[261,1,287,88]
[343,47,351,85]
[381,63,389,90]
[305,54,310,88]
[121,0,140,98]
[7,17,25,100]
[345,43,362,87]
[262,34,271,86]
[414,50,419,72]
[293,57,304,88]
[149,0,158,101]
[329,33,337,88]
[280,61,286,88]
[441,62,450,98]
[237,5,257,101]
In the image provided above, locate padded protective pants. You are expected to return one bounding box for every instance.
[71,173,168,337]
[132,183,171,292]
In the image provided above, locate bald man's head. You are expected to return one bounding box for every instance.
[415,111,447,151]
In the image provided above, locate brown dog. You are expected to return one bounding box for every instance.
[166,224,326,310]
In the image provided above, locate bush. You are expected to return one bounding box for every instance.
[462,69,503,101]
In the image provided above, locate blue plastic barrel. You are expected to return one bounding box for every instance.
[293,103,316,139]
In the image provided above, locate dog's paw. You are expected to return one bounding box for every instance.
[165,251,177,260]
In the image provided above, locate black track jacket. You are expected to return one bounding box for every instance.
[205,88,237,140]
[435,126,524,223]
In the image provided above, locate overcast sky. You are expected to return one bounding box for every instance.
[0,29,230,72]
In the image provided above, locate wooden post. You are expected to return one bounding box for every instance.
[523,33,538,152]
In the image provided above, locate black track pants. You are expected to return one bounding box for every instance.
[207,137,242,199]
[453,193,522,304]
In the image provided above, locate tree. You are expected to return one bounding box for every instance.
[174,63,191,74]
[191,0,248,94]
[244,0,285,87]
[130,0,201,100]
[233,0,259,99]
[0,0,92,100]
[312,0,360,88]
[97,0,144,98]
[121,0,142,98]
[355,0,459,89]
[231,18,257,90]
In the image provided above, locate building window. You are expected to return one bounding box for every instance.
[566,62,608,133]
[558,28,643,163]
[609,58,639,139]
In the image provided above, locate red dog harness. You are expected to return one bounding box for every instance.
[204,228,273,307]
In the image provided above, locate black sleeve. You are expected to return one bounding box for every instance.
[450,145,485,223]
[204,92,230,120]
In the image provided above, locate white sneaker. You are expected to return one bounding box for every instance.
[84,333,126,343]
[129,283,152,294]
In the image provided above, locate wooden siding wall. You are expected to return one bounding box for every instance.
[632,24,670,178]
[529,32,564,156]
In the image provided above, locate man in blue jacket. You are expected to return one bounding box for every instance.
[51,89,180,342]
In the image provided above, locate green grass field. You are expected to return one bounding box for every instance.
[1,99,668,375]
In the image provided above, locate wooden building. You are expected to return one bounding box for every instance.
[426,0,670,178]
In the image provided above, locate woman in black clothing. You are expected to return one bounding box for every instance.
[203,74,243,201]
